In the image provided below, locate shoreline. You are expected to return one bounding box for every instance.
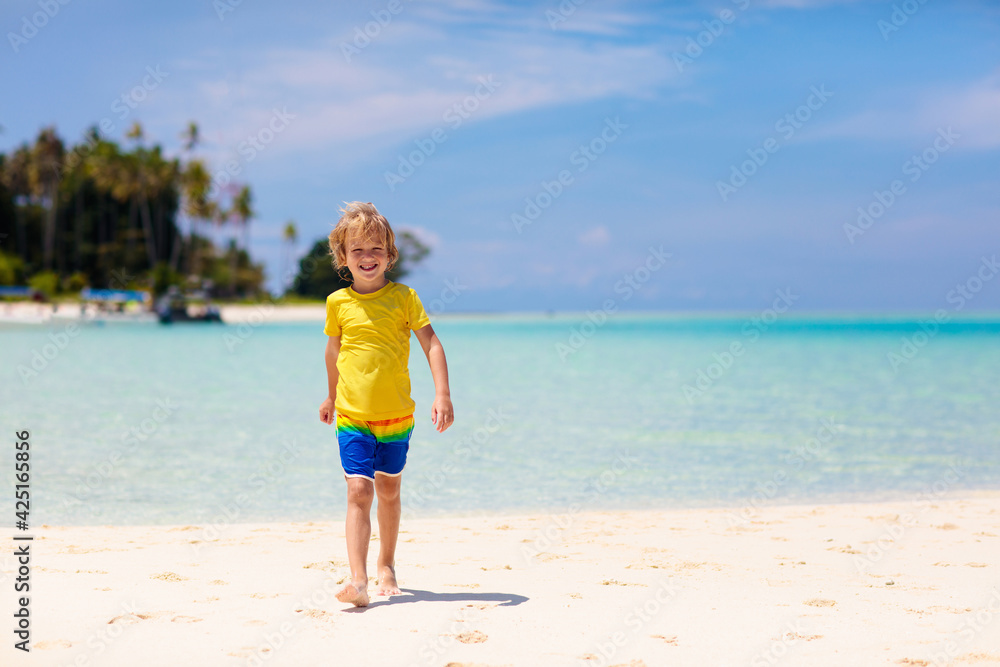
[6,495,1000,666]
[3,300,1000,326]
[35,486,1000,530]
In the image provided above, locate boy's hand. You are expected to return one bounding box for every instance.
[430,395,454,433]
[319,397,336,425]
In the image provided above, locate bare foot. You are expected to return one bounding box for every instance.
[336,580,369,607]
[375,565,401,596]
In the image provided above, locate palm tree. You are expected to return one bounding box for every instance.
[227,185,253,295]
[281,220,297,290]
[29,128,65,271]
[136,146,174,270]
[60,143,91,273]
[153,152,181,270]
[100,148,143,269]
[1,146,32,263]
[171,121,200,273]
[181,121,200,152]
[119,123,162,270]
[181,159,216,279]
[232,185,253,253]
[85,138,126,284]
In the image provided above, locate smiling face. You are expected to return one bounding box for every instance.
[344,228,390,294]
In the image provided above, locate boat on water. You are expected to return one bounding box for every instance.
[155,287,222,324]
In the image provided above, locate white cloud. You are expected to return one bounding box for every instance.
[807,70,1000,150]
[547,8,650,36]
[147,5,677,168]
[578,225,611,247]
[924,71,1000,149]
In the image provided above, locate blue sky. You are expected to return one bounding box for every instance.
[2,0,999,312]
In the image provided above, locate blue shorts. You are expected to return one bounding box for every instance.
[336,413,414,481]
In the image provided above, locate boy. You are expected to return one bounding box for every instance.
[319,202,453,608]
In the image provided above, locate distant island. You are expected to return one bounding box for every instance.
[0,122,429,305]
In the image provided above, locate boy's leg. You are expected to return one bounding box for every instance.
[335,413,378,607]
[369,414,412,597]
[337,476,374,607]
[374,473,402,596]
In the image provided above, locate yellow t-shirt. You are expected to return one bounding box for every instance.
[324,281,431,421]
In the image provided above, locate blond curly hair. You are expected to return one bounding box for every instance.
[328,201,399,273]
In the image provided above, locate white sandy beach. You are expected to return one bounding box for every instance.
[4,494,1000,667]
[219,304,325,324]
[0,301,327,324]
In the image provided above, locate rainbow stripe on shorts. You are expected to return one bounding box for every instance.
[336,413,414,442]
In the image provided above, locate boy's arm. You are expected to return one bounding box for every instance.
[413,324,453,432]
[319,335,340,425]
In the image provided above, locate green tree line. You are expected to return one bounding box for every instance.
[0,122,263,298]
[289,231,430,300]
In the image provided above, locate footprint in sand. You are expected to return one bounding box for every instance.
[228,648,256,658]
[150,572,188,582]
[676,560,708,570]
[834,545,862,554]
[601,579,641,586]
[303,561,344,572]
[454,630,488,644]
[108,613,153,625]
[35,639,72,649]
[209,579,228,585]
[536,552,568,562]
[651,634,679,645]
[804,599,836,607]
[171,615,203,623]
[954,652,1000,663]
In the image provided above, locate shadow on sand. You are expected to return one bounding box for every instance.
[345,587,528,612]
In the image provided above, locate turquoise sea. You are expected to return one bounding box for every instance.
[2,312,999,526]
